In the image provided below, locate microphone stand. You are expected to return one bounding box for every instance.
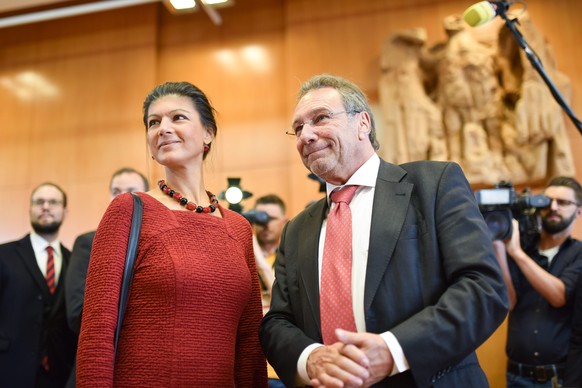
[496,4,582,135]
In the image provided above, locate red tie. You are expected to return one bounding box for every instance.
[42,245,55,372]
[320,185,359,344]
[45,246,55,294]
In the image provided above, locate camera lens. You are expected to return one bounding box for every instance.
[482,209,513,240]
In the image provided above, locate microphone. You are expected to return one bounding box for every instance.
[463,1,511,27]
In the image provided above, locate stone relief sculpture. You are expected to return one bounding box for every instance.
[378,28,447,165]
[378,13,575,185]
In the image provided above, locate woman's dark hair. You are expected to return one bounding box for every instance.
[143,81,217,159]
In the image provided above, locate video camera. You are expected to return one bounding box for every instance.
[474,181,551,248]
[241,210,271,226]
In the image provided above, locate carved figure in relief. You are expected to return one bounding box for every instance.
[378,13,574,185]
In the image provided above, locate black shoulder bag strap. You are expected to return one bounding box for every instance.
[114,192,143,357]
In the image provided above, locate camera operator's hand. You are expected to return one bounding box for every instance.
[504,219,525,259]
[492,240,517,309]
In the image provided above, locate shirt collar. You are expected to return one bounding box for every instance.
[325,153,380,203]
[30,231,61,257]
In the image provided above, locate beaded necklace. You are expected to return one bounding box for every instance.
[158,180,218,213]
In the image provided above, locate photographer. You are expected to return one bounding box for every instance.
[249,194,288,388]
[494,176,582,388]
[250,195,288,301]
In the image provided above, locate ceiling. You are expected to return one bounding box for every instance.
[0,0,69,14]
[0,0,230,26]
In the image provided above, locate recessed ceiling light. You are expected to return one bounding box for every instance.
[169,0,196,10]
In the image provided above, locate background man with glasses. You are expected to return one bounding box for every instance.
[0,182,78,387]
[494,176,582,388]
[261,74,509,387]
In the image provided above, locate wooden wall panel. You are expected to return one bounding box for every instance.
[0,4,158,245]
[154,0,294,208]
[1,1,581,386]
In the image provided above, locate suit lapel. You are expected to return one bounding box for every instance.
[50,243,70,313]
[16,235,51,296]
[297,198,327,335]
[364,162,412,311]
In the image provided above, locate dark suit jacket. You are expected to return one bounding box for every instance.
[260,160,509,387]
[65,231,95,334]
[63,231,95,388]
[0,234,78,387]
[564,272,582,387]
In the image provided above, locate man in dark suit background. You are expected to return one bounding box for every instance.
[259,74,509,387]
[64,167,148,387]
[0,182,77,387]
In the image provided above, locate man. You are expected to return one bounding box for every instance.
[495,177,582,387]
[0,182,77,387]
[260,74,509,387]
[252,194,288,313]
[251,194,288,388]
[64,168,148,387]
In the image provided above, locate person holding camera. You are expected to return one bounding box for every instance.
[251,194,288,313]
[494,176,582,388]
[250,194,288,388]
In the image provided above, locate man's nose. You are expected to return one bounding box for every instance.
[298,123,317,142]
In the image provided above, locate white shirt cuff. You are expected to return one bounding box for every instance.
[297,343,324,385]
[380,331,409,375]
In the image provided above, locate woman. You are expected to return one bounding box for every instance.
[76,82,267,387]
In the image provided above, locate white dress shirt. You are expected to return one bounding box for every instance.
[297,153,409,384]
[30,231,63,286]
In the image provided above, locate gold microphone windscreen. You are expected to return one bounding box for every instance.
[463,1,497,27]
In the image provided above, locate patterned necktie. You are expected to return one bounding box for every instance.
[41,245,55,372]
[320,185,359,344]
[45,246,55,294]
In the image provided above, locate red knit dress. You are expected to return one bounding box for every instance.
[76,192,267,387]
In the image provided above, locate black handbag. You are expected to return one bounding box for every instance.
[114,192,143,356]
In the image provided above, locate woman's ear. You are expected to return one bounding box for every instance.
[204,128,215,144]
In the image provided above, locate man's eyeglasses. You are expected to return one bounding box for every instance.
[32,199,63,207]
[547,197,580,208]
[286,110,359,137]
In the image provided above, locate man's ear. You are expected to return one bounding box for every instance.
[357,111,372,141]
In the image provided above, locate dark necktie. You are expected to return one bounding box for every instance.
[42,245,55,371]
[320,185,359,344]
[45,246,55,294]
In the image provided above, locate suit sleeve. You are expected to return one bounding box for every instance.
[65,233,94,333]
[390,162,509,385]
[260,220,321,387]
